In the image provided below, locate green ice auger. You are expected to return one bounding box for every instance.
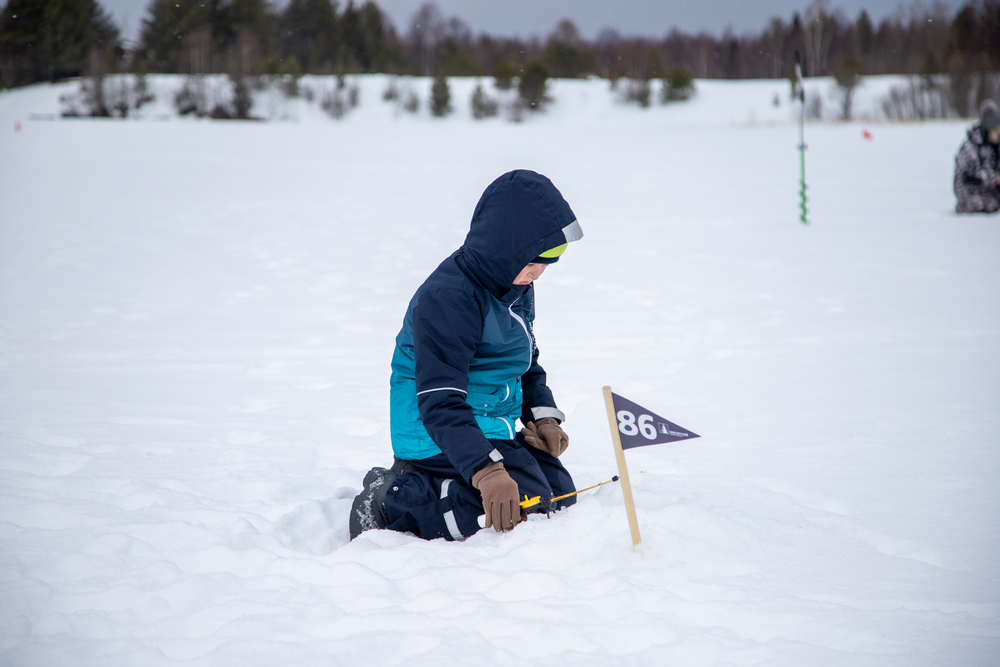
[795,56,809,225]
[798,144,808,224]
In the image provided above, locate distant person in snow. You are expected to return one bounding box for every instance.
[954,100,1000,214]
[349,170,583,541]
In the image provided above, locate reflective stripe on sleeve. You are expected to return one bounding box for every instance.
[531,406,566,423]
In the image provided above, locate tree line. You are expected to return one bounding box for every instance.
[1,0,997,91]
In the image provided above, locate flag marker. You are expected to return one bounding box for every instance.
[476,389,700,540]
[603,386,701,546]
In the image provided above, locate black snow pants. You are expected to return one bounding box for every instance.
[954,178,1000,213]
[383,435,576,541]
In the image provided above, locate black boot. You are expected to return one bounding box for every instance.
[349,466,399,540]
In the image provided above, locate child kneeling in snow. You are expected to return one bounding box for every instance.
[954,100,1000,214]
[350,170,583,541]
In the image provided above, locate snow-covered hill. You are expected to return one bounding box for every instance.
[0,77,997,666]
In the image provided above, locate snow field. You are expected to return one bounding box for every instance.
[1,77,999,665]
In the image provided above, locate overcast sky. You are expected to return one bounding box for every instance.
[103,0,965,45]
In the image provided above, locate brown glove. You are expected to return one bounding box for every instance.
[521,418,569,457]
[471,461,523,532]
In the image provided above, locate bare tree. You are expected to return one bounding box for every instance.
[693,35,713,78]
[174,28,211,116]
[832,54,864,119]
[408,2,444,75]
[85,46,111,116]
[227,28,262,118]
[550,18,582,46]
[184,27,211,76]
[618,39,655,106]
[593,28,621,79]
[764,18,786,79]
[802,0,835,76]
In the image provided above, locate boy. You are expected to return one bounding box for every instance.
[350,170,582,541]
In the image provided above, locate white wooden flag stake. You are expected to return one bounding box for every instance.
[602,386,700,547]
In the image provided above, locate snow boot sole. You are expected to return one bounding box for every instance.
[349,466,399,540]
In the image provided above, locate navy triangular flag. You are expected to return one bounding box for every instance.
[610,392,700,450]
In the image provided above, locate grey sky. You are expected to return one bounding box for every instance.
[103,0,966,46]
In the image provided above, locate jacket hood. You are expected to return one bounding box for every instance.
[459,170,582,298]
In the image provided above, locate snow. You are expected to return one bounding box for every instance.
[1,76,999,666]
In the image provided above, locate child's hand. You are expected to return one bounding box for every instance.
[522,418,569,457]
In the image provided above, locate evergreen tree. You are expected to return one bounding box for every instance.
[542,19,596,78]
[139,0,271,75]
[340,1,389,72]
[855,10,874,57]
[0,0,120,87]
[430,72,451,116]
[470,81,498,118]
[438,42,479,75]
[542,41,595,78]
[491,58,518,90]
[278,0,338,73]
[217,0,273,66]
[661,66,695,102]
[230,72,253,117]
[518,60,550,110]
[339,1,360,69]
[138,0,210,72]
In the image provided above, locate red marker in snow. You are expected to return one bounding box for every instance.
[15,121,22,132]
[862,129,873,140]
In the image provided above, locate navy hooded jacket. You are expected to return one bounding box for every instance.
[389,170,583,482]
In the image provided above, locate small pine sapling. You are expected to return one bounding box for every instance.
[661,66,695,103]
[471,82,499,119]
[492,59,519,91]
[518,61,551,110]
[431,73,452,117]
[403,90,420,113]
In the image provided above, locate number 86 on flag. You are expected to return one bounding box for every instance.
[611,394,700,450]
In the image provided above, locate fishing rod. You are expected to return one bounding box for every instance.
[518,472,639,510]
[477,471,647,528]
